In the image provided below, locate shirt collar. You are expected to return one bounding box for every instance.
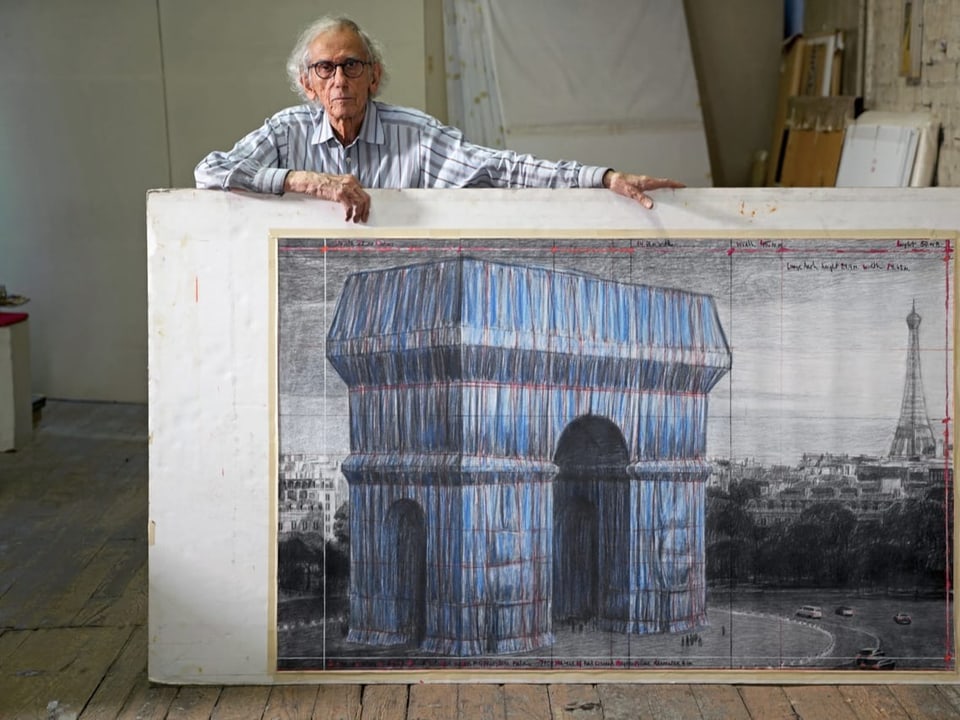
[313,101,385,147]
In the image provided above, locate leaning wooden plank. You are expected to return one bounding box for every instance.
[503,684,551,720]
[736,685,796,720]
[457,684,505,720]
[407,683,457,720]
[359,685,408,720]
[835,685,911,720]
[264,685,320,720]
[0,625,131,719]
[166,685,223,719]
[210,685,271,720]
[547,685,602,720]
[887,685,960,720]
[689,684,751,720]
[782,685,858,720]
[595,684,656,720]
[78,625,146,720]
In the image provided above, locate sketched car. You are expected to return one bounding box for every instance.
[796,605,822,619]
[893,612,912,625]
[855,648,887,668]
[835,606,854,617]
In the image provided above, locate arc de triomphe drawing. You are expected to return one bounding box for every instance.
[325,257,731,655]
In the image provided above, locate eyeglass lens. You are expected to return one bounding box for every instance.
[311,59,367,79]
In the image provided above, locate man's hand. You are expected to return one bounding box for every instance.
[284,171,371,223]
[602,170,685,209]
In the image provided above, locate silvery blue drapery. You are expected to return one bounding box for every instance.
[442,0,507,148]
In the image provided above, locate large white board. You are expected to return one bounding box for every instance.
[148,187,960,684]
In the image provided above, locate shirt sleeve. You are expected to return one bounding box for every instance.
[194,117,291,194]
[417,118,610,190]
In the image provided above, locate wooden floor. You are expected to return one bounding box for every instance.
[2,401,960,719]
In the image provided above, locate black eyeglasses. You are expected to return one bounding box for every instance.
[308,58,371,80]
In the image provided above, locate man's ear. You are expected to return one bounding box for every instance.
[300,72,318,102]
[369,63,383,95]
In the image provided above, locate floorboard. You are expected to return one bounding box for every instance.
[783,685,860,720]
[313,684,362,720]
[265,684,321,720]
[737,684,798,719]
[836,685,912,720]
[689,684,752,720]
[503,684,551,720]
[457,684,506,720]
[407,683,458,720]
[78,625,147,720]
[547,684,603,719]
[886,684,960,719]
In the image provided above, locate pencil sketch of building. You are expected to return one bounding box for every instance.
[740,301,951,527]
[278,454,348,541]
[325,257,731,655]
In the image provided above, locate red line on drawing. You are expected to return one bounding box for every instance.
[942,238,954,666]
[195,277,199,303]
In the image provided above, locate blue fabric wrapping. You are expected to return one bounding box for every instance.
[327,258,730,654]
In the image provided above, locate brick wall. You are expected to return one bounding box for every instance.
[867,0,960,185]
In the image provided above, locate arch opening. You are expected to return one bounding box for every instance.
[386,499,427,645]
[552,415,630,626]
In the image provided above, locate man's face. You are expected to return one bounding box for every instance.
[301,27,381,125]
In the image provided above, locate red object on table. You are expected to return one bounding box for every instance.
[0,312,29,327]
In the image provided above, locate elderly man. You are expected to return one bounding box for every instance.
[195,16,684,223]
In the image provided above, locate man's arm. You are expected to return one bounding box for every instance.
[417,115,684,208]
[195,109,370,222]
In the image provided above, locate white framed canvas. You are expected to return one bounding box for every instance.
[147,187,960,684]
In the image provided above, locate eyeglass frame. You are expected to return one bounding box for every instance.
[307,58,373,80]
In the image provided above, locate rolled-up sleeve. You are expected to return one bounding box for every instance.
[195,118,289,194]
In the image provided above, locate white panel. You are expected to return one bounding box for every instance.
[148,187,960,684]
[506,126,713,188]
[835,124,920,188]
[486,1,711,184]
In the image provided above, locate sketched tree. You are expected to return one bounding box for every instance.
[706,484,759,585]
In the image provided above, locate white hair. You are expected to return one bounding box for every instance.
[286,15,388,102]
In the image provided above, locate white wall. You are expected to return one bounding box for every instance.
[0,1,167,401]
[0,1,787,402]
[0,0,426,402]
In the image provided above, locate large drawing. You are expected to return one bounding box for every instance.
[275,235,955,674]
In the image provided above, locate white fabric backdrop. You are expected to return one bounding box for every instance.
[444,0,712,185]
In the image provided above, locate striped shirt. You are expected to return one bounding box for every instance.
[194,101,608,193]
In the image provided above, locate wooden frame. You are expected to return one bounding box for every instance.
[147,187,960,684]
